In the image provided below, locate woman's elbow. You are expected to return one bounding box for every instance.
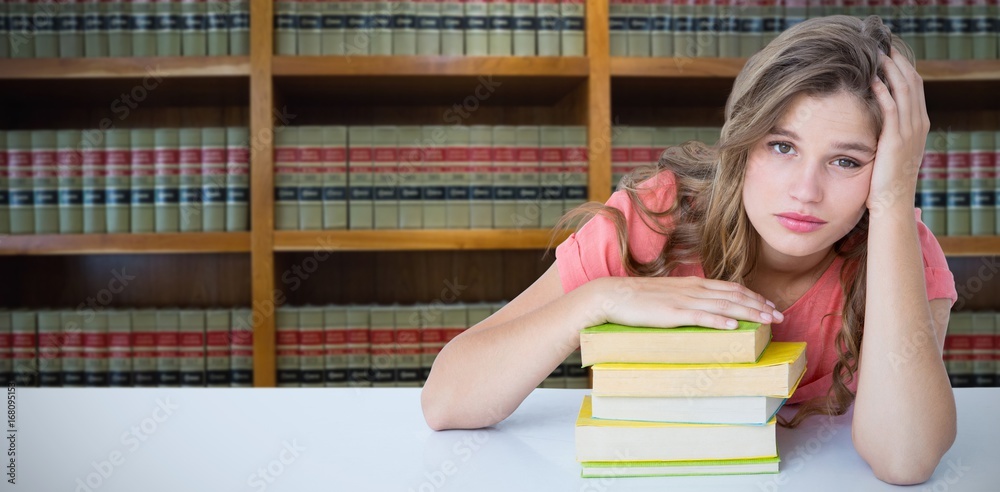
[861,436,956,485]
[421,382,455,431]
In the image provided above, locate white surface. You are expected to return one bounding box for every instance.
[5,387,998,491]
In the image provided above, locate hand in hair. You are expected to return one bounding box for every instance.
[866,44,929,214]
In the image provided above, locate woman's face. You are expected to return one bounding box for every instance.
[743,91,877,262]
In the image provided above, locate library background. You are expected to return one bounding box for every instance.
[0,1,998,389]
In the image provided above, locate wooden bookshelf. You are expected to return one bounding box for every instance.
[273,229,573,252]
[0,233,251,256]
[0,56,251,79]
[939,237,1000,257]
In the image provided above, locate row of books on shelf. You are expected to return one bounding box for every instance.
[273,302,587,388]
[0,308,254,387]
[274,125,588,230]
[0,0,250,59]
[611,125,721,195]
[0,127,250,235]
[575,320,800,477]
[610,1,1000,60]
[274,0,586,56]
[946,310,1000,388]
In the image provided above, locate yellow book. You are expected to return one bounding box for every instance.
[591,341,806,398]
[580,320,771,366]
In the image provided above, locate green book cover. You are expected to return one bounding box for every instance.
[32,0,57,57]
[274,126,300,230]
[206,0,229,56]
[369,306,396,387]
[83,0,107,58]
[320,0,347,55]
[671,0,695,58]
[276,308,300,387]
[57,0,84,58]
[179,310,206,386]
[11,311,37,387]
[583,319,763,335]
[440,0,462,56]
[156,309,181,387]
[8,130,35,235]
[31,130,59,234]
[946,130,971,236]
[274,0,297,54]
[414,0,438,55]
[921,133,948,236]
[178,128,203,232]
[464,0,487,55]
[298,307,324,387]
[297,0,321,55]
[228,0,250,55]
[0,131,7,234]
[391,0,415,55]
[105,129,131,233]
[37,312,62,387]
[946,0,972,61]
[154,128,180,233]
[107,310,133,387]
[201,127,227,232]
[539,126,563,228]
[491,126,517,228]
[580,455,780,478]
[59,311,84,386]
[970,130,995,235]
[297,126,324,230]
[370,0,391,55]
[397,126,422,229]
[563,126,587,219]
[972,312,995,387]
[348,126,374,230]
[445,126,470,229]
[225,126,249,231]
[972,2,997,60]
[421,126,446,229]
[131,309,158,386]
[559,0,584,56]
[394,307,421,387]
[536,0,558,56]
[230,307,253,387]
[487,0,512,56]
[107,0,131,57]
[181,0,207,56]
[205,309,231,386]
[130,129,156,233]
[346,306,371,387]
[9,0,34,58]
[468,125,492,228]
[322,126,348,229]
[132,0,158,57]
[624,0,649,57]
[82,134,107,233]
[923,1,948,60]
[156,0,182,56]
[372,126,399,230]
[56,130,83,234]
[514,126,540,228]
[83,311,109,386]
[323,306,348,387]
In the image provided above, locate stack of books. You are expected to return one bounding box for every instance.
[574,321,807,478]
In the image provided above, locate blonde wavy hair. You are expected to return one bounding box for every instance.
[555,15,916,427]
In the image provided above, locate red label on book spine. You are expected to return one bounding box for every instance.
[83,333,107,348]
[346,328,369,344]
[324,330,347,345]
[299,330,324,345]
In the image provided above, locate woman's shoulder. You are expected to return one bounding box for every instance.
[609,168,680,214]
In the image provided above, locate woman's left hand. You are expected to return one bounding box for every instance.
[866,44,930,213]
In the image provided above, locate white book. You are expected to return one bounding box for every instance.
[156,0,182,56]
[468,125,493,227]
[37,312,62,387]
[178,310,206,386]
[488,0,513,55]
[154,128,181,232]
[563,125,587,216]
[609,0,628,56]
[0,131,8,234]
[82,311,109,387]
[415,0,443,55]
[131,310,157,386]
[109,0,132,57]
[229,0,251,55]
[298,0,323,55]
[130,128,156,233]
[298,126,324,230]
[348,126,375,229]
[0,311,10,385]
[56,131,83,234]
[394,307,421,387]
[627,0,651,57]
[346,306,371,387]
[298,307,325,387]
[651,0,673,57]
[81,132,105,234]
[105,129,131,233]
[322,125,349,229]
[31,130,59,234]
[397,126,423,229]
[59,312,84,387]
[8,131,34,234]
[512,0,536,56]
[225,126,250,231]
[537,0,559,55]
[344,0,370,55]
[11,311,37,386]
[276,308,301,387]
[591,393,786,425]
[156,310,181,387]
[57,0,85,58]
[421,126,447,228]
[445,125,471,228]
[275,0,298,54]
[321,0,347,55]
[323,306,348,387]
[514,125,541,228]
[372,125,400,229]
[442,0,466,56]
[201,127,227,232]
[464,0,488,55]
[392,0,417,55]
[559,0,584,55]
[275,126,300,230]
[371,0,393,54]
[230,308,254,386]
[539,126,563,227]
[132,0,159,57]
[492,126,518,228]
[369,306,396,387]
[107,310,132,387]
[205,309,231,386]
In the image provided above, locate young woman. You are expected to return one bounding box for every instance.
[421,15,959,485]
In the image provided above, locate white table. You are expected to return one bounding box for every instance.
[7,387,998,491]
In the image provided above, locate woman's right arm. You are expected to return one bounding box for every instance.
[420,262,783,431]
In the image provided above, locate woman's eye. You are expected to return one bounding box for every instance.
[835,158,860,169]
[769,141,793,155]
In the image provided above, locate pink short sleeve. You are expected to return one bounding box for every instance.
[915,208,958,307]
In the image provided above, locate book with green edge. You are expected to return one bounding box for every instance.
[592,341,806,398]
[580,320,771,367]
[580,454,780,478]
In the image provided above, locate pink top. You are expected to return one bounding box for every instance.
[556,170,959,404]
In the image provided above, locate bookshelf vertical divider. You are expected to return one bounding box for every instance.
[586,0,612,204]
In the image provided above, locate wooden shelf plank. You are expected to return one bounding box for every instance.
[272,55,590,77]
[939,236,1000,257]
[273,229,573,252]
[0,233,251,255]
[0,56,251,79]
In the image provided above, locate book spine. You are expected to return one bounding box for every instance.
[130,128,156,233]
[31,130,59,234]
[444,126,470,229]
[392,0,416,55]
[397,126,423,229]
[537,0,559,55]
[275,0,297,54]
[539,126,563,228]
[59,312,84,386]
[564,125,587,216]
[415,0,442,55]
[920,132,948,235]
[56,0,84,58]
[372,126,399,229]
[202,127,227,231]
[0,131,8,234]
[627,0,651,57]
[178,310,205,386]
[37,312,62,387]
[298,126,324,230]
[346,307,371,387]
[371,0,392,54]
[369,308,396,387]
[759,0,780,50]
[154,128,180,232]
[11,312,37,387]
[945,0,971,60]
[344,0,368,56]
[421,127,446,228]
[298,308,325,386]
[609,0,627,56]
[651,0,675,57]
[512,0,536,55]
[923,0,948,60]
[155,310,180,387]
[107,311,132,386]
[228,0,249,55]
[276,308,300,387]
[204,309,231,386]
[298,0,321,55]
[178,127,203,232]
[970,130,995,235]
[82,133,107,234]
[514,125,540,228]
[946,311,973,386]
[205,0,229,55]
[8,131,35,234]
[946,129,971,236]
[439,0,462,55]
[155,0,181,56]
[34,0,59,57]
[225,126,249,231]
[468,126,493,227]
[320,0,346,55]
[740,0,765,57]
[0,312,11,386]
[972,312,995,387]
[492,126,517,228]
[56,130,83,233]
[323,306,348,387]
[105,129,131,233]
[132,0,159,56]
[9,0,34,59]
[107,0,131,56]
[274,126,299,230]
[82,311,109,386]
[181,0,207,55]
[559,0,583,55]
[348,126,374,229]
[488,0,513,55]
[465,0,488,55]
[394,307,421,387]
[320,126,347,229]
[131,310,157,386]
[230,308,253,386]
